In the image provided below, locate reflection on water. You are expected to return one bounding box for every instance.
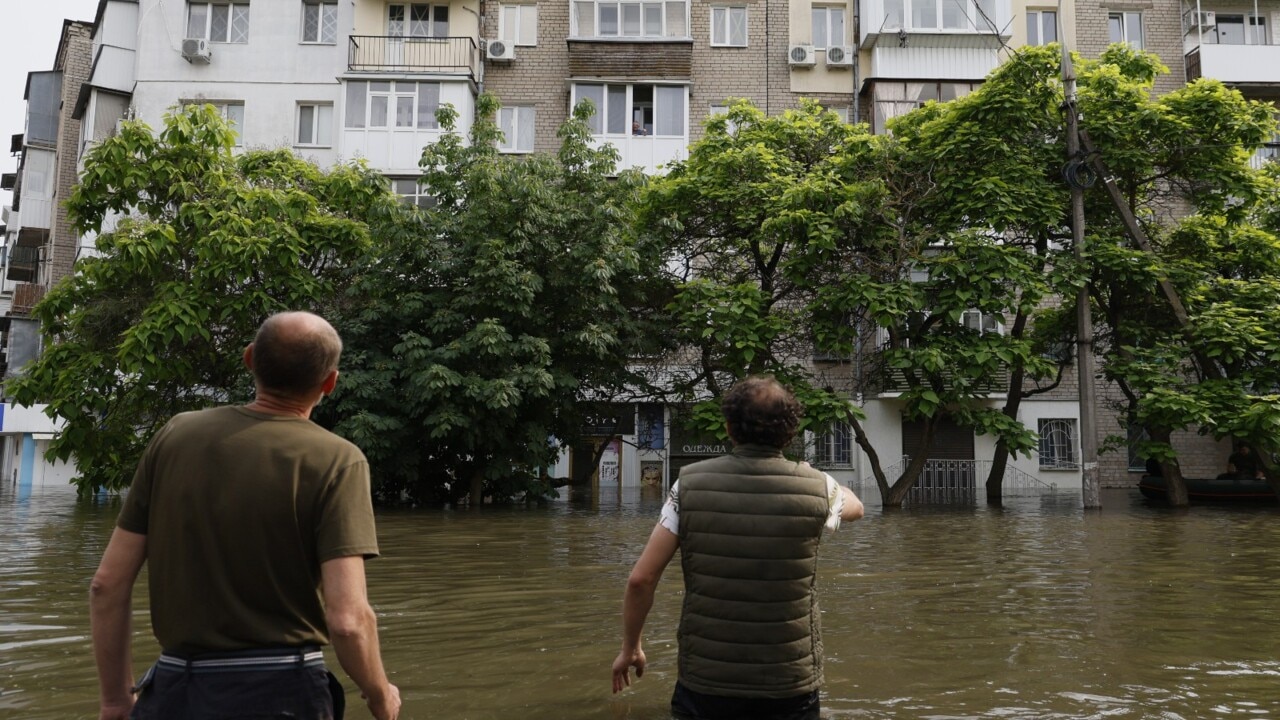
[3,480,1280,719]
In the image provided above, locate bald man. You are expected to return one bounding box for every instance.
[90,312,399,720]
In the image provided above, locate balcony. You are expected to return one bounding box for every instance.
[865,350,1009,398]
[6,247,41,284]
[348,36,479,81]
[567,39,693,79]
[1185,43,1280,85]
[858,0,1011,48]
[1251,142,1280,169]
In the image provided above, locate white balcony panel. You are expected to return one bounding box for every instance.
[343,127,449,174]
[859,0,1011,47]
[591,136,686,175]
[91,44,137,94]
[869,46,999,80]
[1193,44,1280,84]
[17,149,56,232]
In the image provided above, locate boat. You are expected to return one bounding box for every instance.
[1137,474,1277,503]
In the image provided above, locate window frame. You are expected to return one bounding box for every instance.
[500,4,539,46]
[388,3,451,38]
[812,422,854,469]
[572,83,687,138]
[343,81,442,131]
[1025,9,1057,45]
[295,102,334,148]
[183,100,245,145]
[1038,418,1079,470]
[497,105,536,153]
[186,2,251,43]
[710,5,748,47]
[301,0,338,44]
[390,176,436,210]
[811,5,846,50]
[1108,11,1143,49]
[571,0,691,39]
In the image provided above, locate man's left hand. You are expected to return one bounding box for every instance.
[611,647,646,693]
[99,696,135,720]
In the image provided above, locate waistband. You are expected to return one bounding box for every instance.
[156,647,325,673]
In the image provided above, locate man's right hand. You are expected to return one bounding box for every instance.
[611,647,646,693]
[366,683,401,720]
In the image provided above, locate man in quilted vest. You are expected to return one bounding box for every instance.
[611,375,864,720]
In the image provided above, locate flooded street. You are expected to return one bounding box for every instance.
[2,480,1279,718]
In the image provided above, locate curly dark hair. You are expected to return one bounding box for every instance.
[721,376,803,448]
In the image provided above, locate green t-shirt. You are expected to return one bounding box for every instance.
[117,406,379,655]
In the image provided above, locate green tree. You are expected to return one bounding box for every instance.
[7,105,387,495]
[320,95,671,505]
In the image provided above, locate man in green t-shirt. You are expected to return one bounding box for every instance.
[89,311,400,720]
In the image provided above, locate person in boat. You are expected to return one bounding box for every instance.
[89,312,400,720]
[1222,441,1261,481]
[610,375,865,720]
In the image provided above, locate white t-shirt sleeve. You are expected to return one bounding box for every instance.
[659,481,680,535]
[660,476,843,535]
[824,472,844,533]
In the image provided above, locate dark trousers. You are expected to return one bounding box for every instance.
[671,682,821,720]
[131,649,344,720]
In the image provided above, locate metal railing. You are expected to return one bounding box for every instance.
[875,456,1058,504]
[348,36,479,79]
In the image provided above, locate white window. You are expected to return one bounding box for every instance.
[344,81,440,130]
[185,101,245,145]
[709,104,739,133]
[1026,9,1056,45]
[296,103,333,147]
[1038,419,1078,470]
[883,0,996,31]
[572,0,689,38]
[961,309,1002,334]
[1201,14,1268,45]
[187,2,250,43]
[710,6,747,46]
[811,6,845,49]
[500,4,539,46]
[1108,11,1142,48]
[813,422,853,468]
[498,106,536,153]
[573,83,686,137]
[301,1,337,43]
[391,177,436,210]
[389,3,449,37]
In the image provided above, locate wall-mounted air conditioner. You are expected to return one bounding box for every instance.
[788,44,816,67]
[1196,10,1217,28]
[182,38,212,63]
[825,45,854,67]
[486,39,516,61]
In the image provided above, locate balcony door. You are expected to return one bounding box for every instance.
[386,4,450,66]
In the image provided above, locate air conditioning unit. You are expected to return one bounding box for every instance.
[1196,10,1216,28]
[486,39,515,61]
[181,38,212,63]
[826,45,854,67]
[788,44,816,67]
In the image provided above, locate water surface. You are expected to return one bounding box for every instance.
[2,481,1278,719]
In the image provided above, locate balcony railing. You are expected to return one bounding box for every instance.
[876,457,1058,504]
[5,247,40,284]
[10,282,44,314]
[348,36,479,80]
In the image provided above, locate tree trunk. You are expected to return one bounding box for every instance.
[1150,427,1189,507]
[884,416,937,508]
[987,307,1030,505]
[850,414,889,501]
[985,439,1010,507]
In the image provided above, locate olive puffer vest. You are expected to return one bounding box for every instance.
[675,444,831,698]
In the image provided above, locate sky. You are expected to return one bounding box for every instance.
[0,0,101,213]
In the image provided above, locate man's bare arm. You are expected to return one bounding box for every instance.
[90,528,148,720]
[612,523,679,693]
[321,556,400,720]
[840,485,865,521]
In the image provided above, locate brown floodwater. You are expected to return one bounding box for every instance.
[2,480,1279,719]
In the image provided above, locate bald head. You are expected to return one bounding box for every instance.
[250,312,343,399]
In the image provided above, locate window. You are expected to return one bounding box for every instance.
[498,106,535,153]
[296,103,333,147]
[1127,424,1149,473]
[811,6,845,49]
[500,4,538,45]
[344,81,440,130]
[1200,14,1268,45]
[391,177,436,210]
[1038,419,1078,470]
[1108,11,1142,48]
[185,101,244,144]
[1026,9,1056,45]
[881,0,997,32]
[711,6,747,46]
[572,0,689,38]
[709,104,739,133]
[389,4,449,38]
[813,422,853,468]
[301,0,337,43]
[872,81,978,133]
[187,2,250,43]
[961,309,1002,334]
[573,83,686,137]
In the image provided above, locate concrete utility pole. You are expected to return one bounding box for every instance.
[1060,29,1102,509]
